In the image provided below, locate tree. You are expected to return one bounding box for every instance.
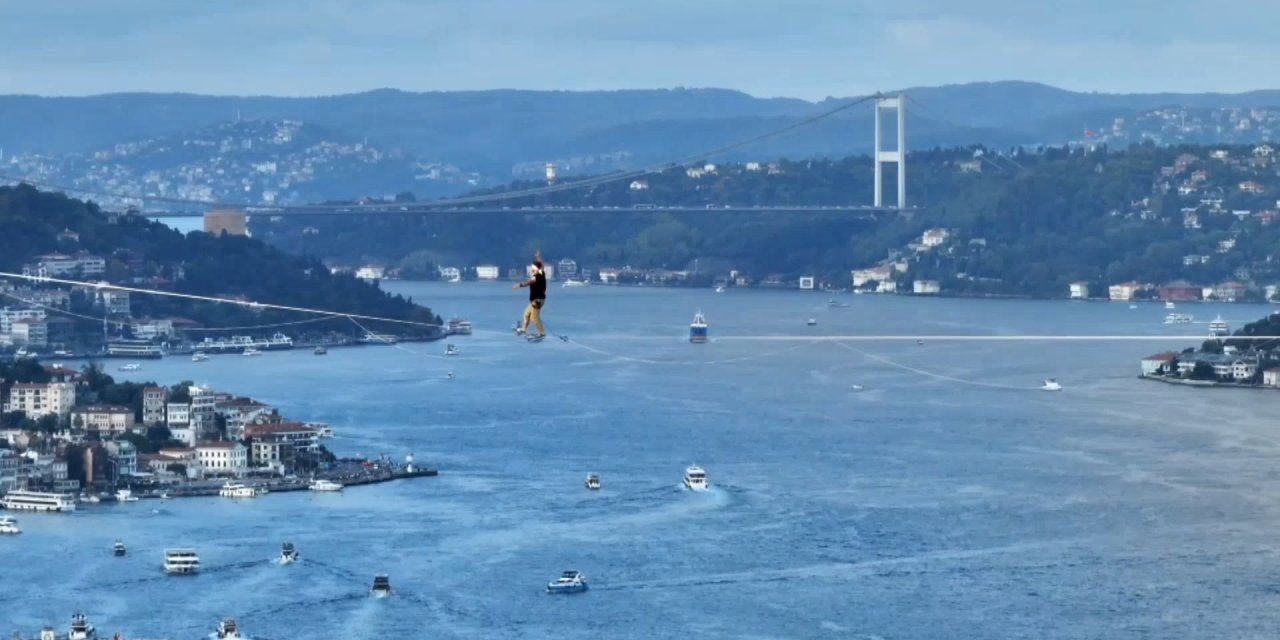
[35,414,58,434]
[167,463,187,478]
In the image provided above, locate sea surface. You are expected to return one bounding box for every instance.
[5,283,1280,639]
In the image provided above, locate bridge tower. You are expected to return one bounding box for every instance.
[873,94,905,208]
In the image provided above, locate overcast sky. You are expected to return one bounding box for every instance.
[2,0,1276,99]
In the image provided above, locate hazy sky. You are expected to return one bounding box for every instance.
[2,0,1276,99]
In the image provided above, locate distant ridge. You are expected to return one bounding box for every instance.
[3,81,1280,177]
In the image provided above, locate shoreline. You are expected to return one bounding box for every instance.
[89,467,439,504]
[1138,374,1272,390]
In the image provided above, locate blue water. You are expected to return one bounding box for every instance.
[5,284,1280,639]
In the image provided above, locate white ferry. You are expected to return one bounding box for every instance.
[115,488,138,502]
[585,473,601,490]
[689,311,708,343]
[309,479,344,492]
[1,489,77,512]
[683,465,708,491]
[0,515,21,534]
[193,332,295,354]
[67,612,96,640]
[164,548,200,574]
[1041,379,1063,391]
[219,482,259,498]
[1164,313,1194,324]
[217,618,242,639]
[105,339,164,358]
[1209,315,1230,337]
[546,570,588,594]
[279,542,298,564]
[117,363,141,371]
[192,351,208,362]
[371,574,392,597]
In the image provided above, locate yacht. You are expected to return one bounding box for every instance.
[0,515,21,534]
[216,618,242,639]
[585,473,601,490]
[371,574,392,597]
[164,548,200,574]
[219,482,259,498]
[80,493,100,504]
[242,347,262,357]
[445,343,458,356]
[546,570,588,594]
[683,465,708,491]
[1164,313,1194,324]
[446,371,456,380]
[113,540,126,556]
[1209,315,1230,337]
[309,478,344,492]
[1165,301,1176,309]
[714,285,725,293]
[279,542,298,564]
[807,318,818,326]
[1041,379,1063,392]
[307,422,335,438]
[1,489,76,512]
[192,351,208,362]
[67,613,96,640]
[850,384,864,391]
[313,345,328,355]
[447,318,473,335]
[115,488,138,502]
[117,363,141,371]
[689,311,708,344]
[561,278,589,287]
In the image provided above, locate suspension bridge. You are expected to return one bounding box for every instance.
[0,94,913,219]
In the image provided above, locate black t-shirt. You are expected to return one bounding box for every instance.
[530,268,547,300]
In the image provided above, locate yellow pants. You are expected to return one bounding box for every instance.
[523,298,546,335]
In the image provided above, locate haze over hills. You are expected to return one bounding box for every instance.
[4,81,1280,183]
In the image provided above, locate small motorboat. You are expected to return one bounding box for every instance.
[0,516,21,534]
[683,465,708,490]
[446,371,456,380]
[445,344,458,356]
[117,363,140,371]
[113,540,126,556]
[546,570,589,594]
[585,473,601,490]
[806,318,817,326]
[192,351,208,362]
[279,542,298,564]
[115,488,138,502]
[216,618,242,639]
[314,345,328,355]
[371,573,392,597]
[1041,379,1063,392]
[242,347,262,356]
[850,384,864,391]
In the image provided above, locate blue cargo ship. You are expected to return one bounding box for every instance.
[690,311,708,343]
